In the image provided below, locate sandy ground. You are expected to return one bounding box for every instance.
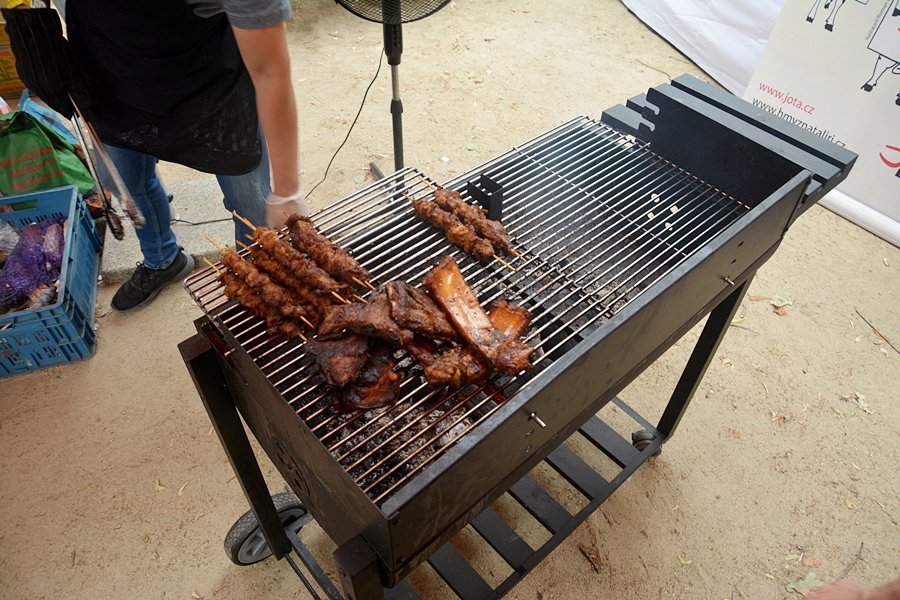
[1,1,898,599]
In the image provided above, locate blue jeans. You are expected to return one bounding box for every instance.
[100,137,271,269]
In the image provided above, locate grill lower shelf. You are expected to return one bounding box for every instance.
[301,398,659,600]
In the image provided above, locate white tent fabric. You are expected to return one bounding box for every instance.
[621,0,784,95]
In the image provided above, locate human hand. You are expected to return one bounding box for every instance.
[266,190,309,229]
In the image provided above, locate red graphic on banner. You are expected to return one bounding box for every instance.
[879,145,900,169]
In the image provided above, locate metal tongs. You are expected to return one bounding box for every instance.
[68,97,145,240]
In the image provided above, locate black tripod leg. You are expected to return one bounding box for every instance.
[656,277,752,440]
[178,332,293,559]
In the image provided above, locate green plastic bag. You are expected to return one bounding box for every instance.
[0,111,95,196]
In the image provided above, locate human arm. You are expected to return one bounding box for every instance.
[230,22,309,224]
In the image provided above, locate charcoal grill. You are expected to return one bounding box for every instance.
[179,76,855,599]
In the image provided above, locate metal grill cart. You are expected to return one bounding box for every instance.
[179,76,855,600]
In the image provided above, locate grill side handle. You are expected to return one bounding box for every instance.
[600,76,857,225]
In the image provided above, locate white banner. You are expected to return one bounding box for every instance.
[621,0,784,94]
[744,0,900,247]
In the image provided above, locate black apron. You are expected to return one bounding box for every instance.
[2,1,261,175]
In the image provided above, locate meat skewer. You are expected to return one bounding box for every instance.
[243,245,331,326]
[423,256,533,374]
[205,237,317,330]
[230,213,353,304]
[204,259,308,340]
[249,228,353,298]
[286,215,373,289]
[432,187,515,255]
[410,198,494,262]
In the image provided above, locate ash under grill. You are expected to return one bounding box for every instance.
[185,116,750,506]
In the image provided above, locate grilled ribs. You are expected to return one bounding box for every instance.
[385,280,458,341]
[424,300,532,387]
[305,334,370,387]
[423,256,533,374]
[318,288,414,347]
[332,345,400,412]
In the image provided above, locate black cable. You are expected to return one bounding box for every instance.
[170,217,232,226]
[306,48,385,200]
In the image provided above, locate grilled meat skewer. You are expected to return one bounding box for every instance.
[220,270,307,338]
[220,249,317,325]
[287,215,372,286]
[251,227,352,297]
[432,187,513,255]
[410,199,494,262]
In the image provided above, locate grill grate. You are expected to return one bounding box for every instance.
[184,116,750,505]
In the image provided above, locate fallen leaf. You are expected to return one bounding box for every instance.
[845,499,853,509]
[802,556,821,568]
[773,306,788,316]
[786,572,823,595]
[142,533,151,543]
[154,479,166,492]
[730,429,742,439]
[178,481,190,497]
[771,297,794,308]
[747,294,771,302]
[731,315,745,325]
[677,554,692,565]
[721,357,734,369]
[856,397,874,414]
[880,348,889,357]
[884,258,889,267]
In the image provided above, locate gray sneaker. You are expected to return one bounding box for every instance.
[111,250,195,312]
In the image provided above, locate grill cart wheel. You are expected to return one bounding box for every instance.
[631,430,662,457]
[224,492,309,566]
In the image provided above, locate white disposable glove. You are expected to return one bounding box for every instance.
[266,190,310,229]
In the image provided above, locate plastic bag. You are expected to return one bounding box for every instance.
[0,111,95,195]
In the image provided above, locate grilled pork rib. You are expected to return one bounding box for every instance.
[423,256,533,374]
[385,280,458,341]
[305,334,370,387]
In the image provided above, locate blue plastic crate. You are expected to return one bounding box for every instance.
[0,186,102,377]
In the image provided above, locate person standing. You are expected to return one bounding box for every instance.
[63,0,309,311]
